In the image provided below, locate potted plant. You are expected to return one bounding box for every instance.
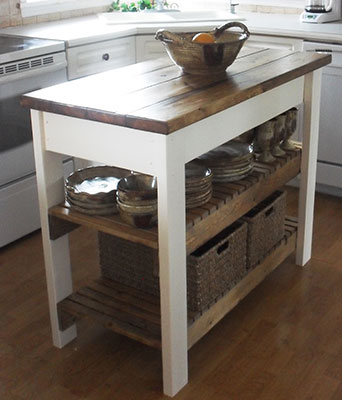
[109,0,168,12]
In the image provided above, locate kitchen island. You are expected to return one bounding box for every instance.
[22,46,330,397]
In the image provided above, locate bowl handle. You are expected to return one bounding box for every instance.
[214,21,250,39]
[155,29,184,45]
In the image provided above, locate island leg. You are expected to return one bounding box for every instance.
[297,70,322,266]
[156,136,188,397]
[31,110,77,347]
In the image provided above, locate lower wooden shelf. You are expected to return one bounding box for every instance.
[58,218,297,350]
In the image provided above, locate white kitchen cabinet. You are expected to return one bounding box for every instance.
[135,33,303,63]
[67,36,136,80]
[248,34,303,51]
[302,41,342,192]
[135,34,166,62]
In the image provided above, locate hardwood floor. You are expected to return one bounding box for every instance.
[1,186,342,400]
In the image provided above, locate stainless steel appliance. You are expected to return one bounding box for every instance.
[305,0,333,12]
[301,0,341,23]
[302,41,342,194]
[0,35,72,247]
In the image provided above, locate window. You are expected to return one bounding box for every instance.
[20,0,111,17]
[20,0,303,18]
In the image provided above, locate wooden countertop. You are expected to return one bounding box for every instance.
[22,46,330,135]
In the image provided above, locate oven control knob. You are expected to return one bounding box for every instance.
[102,53,110,61]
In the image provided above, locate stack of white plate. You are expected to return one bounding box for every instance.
[185,161,212,209]
[197,141,254,182]
[65,166,130,215]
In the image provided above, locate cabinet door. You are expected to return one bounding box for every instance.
[136,35,166,62]
[67,36,136,80]
[248,34,303,51]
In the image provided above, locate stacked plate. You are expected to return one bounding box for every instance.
[197,141,254,182]
[65,166,131,215]
[116,174,158,228]
[185,161,212,209]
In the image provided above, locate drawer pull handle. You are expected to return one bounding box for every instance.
[102,53,110,61]
[217,241,229,255]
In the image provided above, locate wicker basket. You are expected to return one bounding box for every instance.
[242,190,286,269]
[98,220,247,313]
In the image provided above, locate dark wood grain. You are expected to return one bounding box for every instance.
[21,48,331,134]
[57,219,296,351]
[2,188,342,399]
[48,149,301,253]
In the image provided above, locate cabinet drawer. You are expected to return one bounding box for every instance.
[136,35,166,62]
[67,36,136,80]
[249,34,303,51]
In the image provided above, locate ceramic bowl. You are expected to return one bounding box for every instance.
[66,166,131,204]
[117,198,157,215]
[117,174,157,202]
[155,21,250,75]
[118,207,158,229]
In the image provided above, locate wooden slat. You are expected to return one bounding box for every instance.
[24,48,280,124]
[211,190,230,203]
[70,292,160,333]
[77,286,161,327]
[22,50,330,134]
[185,210,202,225]
[126,53,331,133]
[194,206,211,218]
[60,297,161,349]
[242,174,259,185]
[58,218,296,349]
[97,278,198,322]
[212,184,237,198]
[186,151,301,252]
[49,205,159,248]
[186,206,209,220]
[90,280,160,317]
[49,151,301,250]
[97,277,160,308]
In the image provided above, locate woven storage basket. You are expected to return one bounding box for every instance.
[242,190,286,269]
[98,220,247,313]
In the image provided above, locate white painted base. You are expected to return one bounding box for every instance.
[30,73,320,396]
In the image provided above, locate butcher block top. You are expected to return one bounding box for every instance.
[22,47,331,135]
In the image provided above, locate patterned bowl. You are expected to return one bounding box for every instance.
[155,21,250,75]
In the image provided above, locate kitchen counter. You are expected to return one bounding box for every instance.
[22,47,330,396]
[1,12,342,47]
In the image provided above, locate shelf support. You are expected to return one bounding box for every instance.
[156,133,188,397]
[297,70,322,266]
[31,110,77,348]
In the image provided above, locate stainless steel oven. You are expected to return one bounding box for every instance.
[0,35,72,247]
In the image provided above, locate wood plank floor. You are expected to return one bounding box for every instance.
[1,186,342,400]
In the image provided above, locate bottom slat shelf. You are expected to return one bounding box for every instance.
[58,218,297,350]
[59,278,162,349]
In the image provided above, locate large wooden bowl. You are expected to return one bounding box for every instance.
[155,21,250,75]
